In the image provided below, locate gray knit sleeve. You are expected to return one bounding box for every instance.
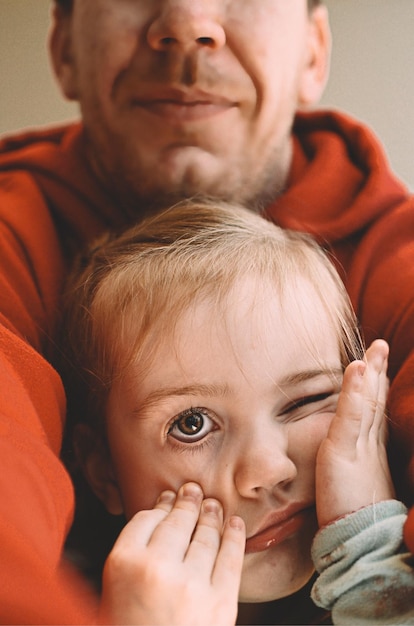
[311,500,414,625]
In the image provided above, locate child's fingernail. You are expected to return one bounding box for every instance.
[357,363,366,377]
[180,482,203,500]
[228,515,245,531]
[157,490,176,504]
[202,499,221,515]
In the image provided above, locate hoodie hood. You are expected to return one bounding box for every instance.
[268,109,408,244]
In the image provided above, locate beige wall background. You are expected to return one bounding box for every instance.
[1,0,413,189]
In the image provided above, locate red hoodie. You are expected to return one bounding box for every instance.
[0,110,413,623]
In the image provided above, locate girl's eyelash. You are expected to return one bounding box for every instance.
[283,391,336,413]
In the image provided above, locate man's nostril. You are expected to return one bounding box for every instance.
[197,37,215,46]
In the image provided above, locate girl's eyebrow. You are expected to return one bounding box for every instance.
[135,383,231,413]
[279,367,343,388]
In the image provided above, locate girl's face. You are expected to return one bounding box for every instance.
[103,276,343,601]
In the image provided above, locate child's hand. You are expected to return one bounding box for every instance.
[99,482,245,625]
[316,339,395,528]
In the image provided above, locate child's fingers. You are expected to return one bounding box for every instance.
[359,341,387,439]
[147,482,205,560]
[153,491,244,591]
[101,503,245,626]
[112,483,203,556]
[328,340,389,452]
[112,491,177,549]
[362,339,389,441]
[184,498,224,575]
[326,359,365,452]
[212,516,246,589]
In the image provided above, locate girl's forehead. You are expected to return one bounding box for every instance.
[179,273,332,330]
[120,286,342,412]
[115,270,344,398]
[145,275,340,371]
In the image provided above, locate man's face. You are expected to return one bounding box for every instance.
[51,0,330,210]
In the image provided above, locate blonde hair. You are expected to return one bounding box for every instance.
[61,199,363,434]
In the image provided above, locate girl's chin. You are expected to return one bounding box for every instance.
[238,554,315,603]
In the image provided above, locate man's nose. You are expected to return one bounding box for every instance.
[146,1,226,52]
[234,428,297,498]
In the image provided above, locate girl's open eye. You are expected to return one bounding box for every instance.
[167,407,216,443]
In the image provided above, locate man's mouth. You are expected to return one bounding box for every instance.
[131,88,237,123]
[245,506,315,554]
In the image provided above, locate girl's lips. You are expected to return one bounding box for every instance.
[245,507,315,554]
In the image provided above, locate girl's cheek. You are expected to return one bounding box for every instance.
[289,416,332,465]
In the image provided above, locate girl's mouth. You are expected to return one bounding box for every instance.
[245,506,315,554]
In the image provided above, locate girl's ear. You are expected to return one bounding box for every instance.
[298,4,331,107]
[74,424,124,515]
[49,5,79,100]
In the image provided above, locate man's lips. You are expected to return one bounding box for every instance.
[131,89,237,122]
[245,506,315,554]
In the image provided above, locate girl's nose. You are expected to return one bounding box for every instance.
[146,0,226,52]
[234,428,297,498]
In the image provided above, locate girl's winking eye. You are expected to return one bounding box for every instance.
[278,369,343,423]
[281,391,339,419]
[167,407,216,443]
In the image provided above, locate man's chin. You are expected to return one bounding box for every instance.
[157,153,239,198]
[120,168,246,215]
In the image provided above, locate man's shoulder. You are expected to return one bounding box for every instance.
[0,121,82,166]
